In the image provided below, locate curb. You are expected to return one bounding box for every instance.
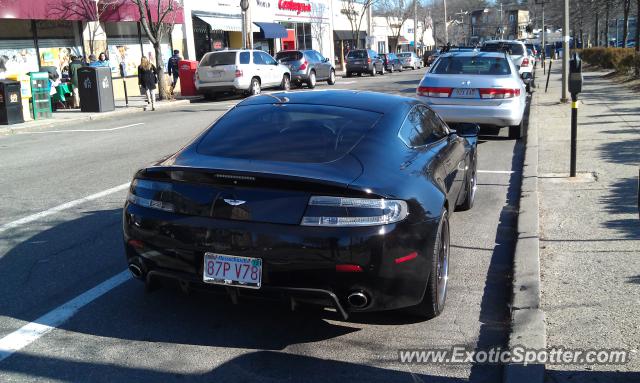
[0,99,192,135]
[503,80,546,383]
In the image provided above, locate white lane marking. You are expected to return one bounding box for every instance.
[18,123,144,134]
[337,81,356,84]
[0,183,130,234]
[0,270,131,362]
[477,170,517,174]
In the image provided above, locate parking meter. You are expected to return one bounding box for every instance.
[569,53,582,97]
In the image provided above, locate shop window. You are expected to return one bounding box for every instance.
[36,20,81,76]
[296,23,312,50]
[0,19,38,75]
[106,22,142,78]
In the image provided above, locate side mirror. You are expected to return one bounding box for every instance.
[323,57,329,63]
[449,122,480,137]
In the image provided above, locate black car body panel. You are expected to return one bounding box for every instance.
[122,90,477,316]
[345,49,383,75]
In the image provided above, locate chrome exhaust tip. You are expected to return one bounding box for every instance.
[347,291,369,309]
[128,263,144,279]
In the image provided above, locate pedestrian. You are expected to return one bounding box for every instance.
[167,49,181,93]
[69,55,84,108]
[138,56,158,111]
[88,54,97,66]
[90,52,109,67]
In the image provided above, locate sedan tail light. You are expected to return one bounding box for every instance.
[235,69,243,78]
[301,196,408,227]
[522,58,530,66]
[479,88,521,99]
[299,61,308,70]
[367,58,372,64]
[127,179,175,212]
[417,86,452,98]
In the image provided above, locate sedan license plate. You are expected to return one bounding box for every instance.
[203,253,262,289]
[208,72,222,79]
[453,88,479,98]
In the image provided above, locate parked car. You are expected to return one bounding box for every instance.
[481,40,533,92]
[195,50,291,99]
[427,50,441,66]
[345,49,385,76]
[123,90,479,320]
[416,51,528,139]
[380,53,403,72]
[275,49,336,89]
[397,52,423,70]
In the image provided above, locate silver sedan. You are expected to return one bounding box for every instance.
[416,51,528,139]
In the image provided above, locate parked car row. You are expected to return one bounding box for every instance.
[345,49,424,77]
[417,39,533,139]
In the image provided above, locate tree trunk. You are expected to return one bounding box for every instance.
[636,0,639,76]
[154,43,167,100]
[622,0,631,47]
[605,4,610,46]
[594,12,599,47]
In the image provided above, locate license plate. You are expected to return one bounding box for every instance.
[208,72,221,79]
[203,253,262,289]
[353,61,362,65]
[453,88,479,98]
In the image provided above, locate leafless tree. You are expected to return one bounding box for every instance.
[50,0,122,56]
[130,0,182,100]
[379,0,412,52]
[621,0,632,47]
[310,2,328,55]
[341,0,377,48]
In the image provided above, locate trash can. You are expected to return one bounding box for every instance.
[30,72,52,120]
[178,60,198,96]
[0,80,24,125]
[77,66,115,113]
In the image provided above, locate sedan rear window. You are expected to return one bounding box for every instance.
[431,56,511,75]
[347,50,367,59]
[275,51,303,61]
[197,104,381,163]
[201,52,236,67]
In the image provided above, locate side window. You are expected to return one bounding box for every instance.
[398,106,426,147]
[252,52,264,65]
[421,107,448,140]
[239,52,250,64]
[399,106,447,147]
[305,52,317,63]
[261,52,276,65]
[314,51,325,62]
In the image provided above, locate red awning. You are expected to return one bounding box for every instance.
[0,0,183,24]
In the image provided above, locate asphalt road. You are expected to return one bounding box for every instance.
[0,68,525,382]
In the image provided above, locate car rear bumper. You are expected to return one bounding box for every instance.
[346,64,372,73]
[123,203,437,314]
[418,97,524,126]
[195,78,249,93]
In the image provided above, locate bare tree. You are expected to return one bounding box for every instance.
[636,0,639,76]
[621,0,631,47]
[310,2,328,55]
[130,0,182,100]
[379,0,412,52]
[50,0,122,56]
[342,0,377,49]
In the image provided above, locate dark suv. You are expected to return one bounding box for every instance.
[275,49,336,89]
[380,53,402,72]
[346,49,384,77]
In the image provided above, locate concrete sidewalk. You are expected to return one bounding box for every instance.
[0,95,197,135]
[533,64,640,381]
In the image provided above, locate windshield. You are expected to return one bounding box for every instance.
[201,52,236,67]
[431,56,512,75]
[275,51,303,61]
[197,104,382,163]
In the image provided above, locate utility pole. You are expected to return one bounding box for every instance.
[414,0,418,54]
[536,0,549,70]
[561,0,569,102]
[499,2,504,39]
[240,0,249,49]
[444,0,448,44]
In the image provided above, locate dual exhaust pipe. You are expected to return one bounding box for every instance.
[346,291,369,309]
[128,259,145,279]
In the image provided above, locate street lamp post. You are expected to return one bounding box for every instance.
[561,0,569,103]
[240,0,250,49]
[443,0,448,45]
[535,0,549,70]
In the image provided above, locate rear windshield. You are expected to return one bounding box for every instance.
[197,104,381,163]
[431,56,512,75]
[275,51,303,61]
[347,50,367,59]
[397,53,411,57]
[482,43,525,56]
[201,52,236,67]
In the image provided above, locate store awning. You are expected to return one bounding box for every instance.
[333,30,367,41]
[253,22,288,39]
[398,37,410,45]
[196,15,243,32]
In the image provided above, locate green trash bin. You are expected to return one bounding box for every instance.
[30,72,52,120]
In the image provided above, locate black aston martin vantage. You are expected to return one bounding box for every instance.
[123,90,479,320]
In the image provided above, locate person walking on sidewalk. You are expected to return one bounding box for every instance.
[138,57,158,111]
[167,49,181,95]
[69,56,83,108]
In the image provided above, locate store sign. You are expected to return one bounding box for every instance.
[278,0,311,14]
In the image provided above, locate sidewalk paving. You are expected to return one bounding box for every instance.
[533,63,640,381]
[0,95,197,135]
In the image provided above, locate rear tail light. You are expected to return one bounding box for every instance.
[522,58,530,66]
[127,179,175,212]
[417,86,452,98]
[479,88,521,99]
[367,58,371,64]
[336,264,363,272]
[301,196,409,227]
[235,69,243,78]
[299,61,308,70]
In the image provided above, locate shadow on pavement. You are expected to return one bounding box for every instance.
[0,350,469,383]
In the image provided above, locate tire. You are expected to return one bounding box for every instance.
[370,66,376,76]
[413,64,417,70]
[280,74,290,91]
[346,72,352,78]
[526,83,532,93]
[307,71,316,89]
[408,209,450,319]
[457,156,477,211]
[509,121,524,139]
[248,77,261,96]
[389,65,394,73]
[379,65,385,75]
[357,72,362,77]
[327,69,336,85]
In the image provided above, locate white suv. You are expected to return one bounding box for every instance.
[195,50,291,99]
[481,40,534,91]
